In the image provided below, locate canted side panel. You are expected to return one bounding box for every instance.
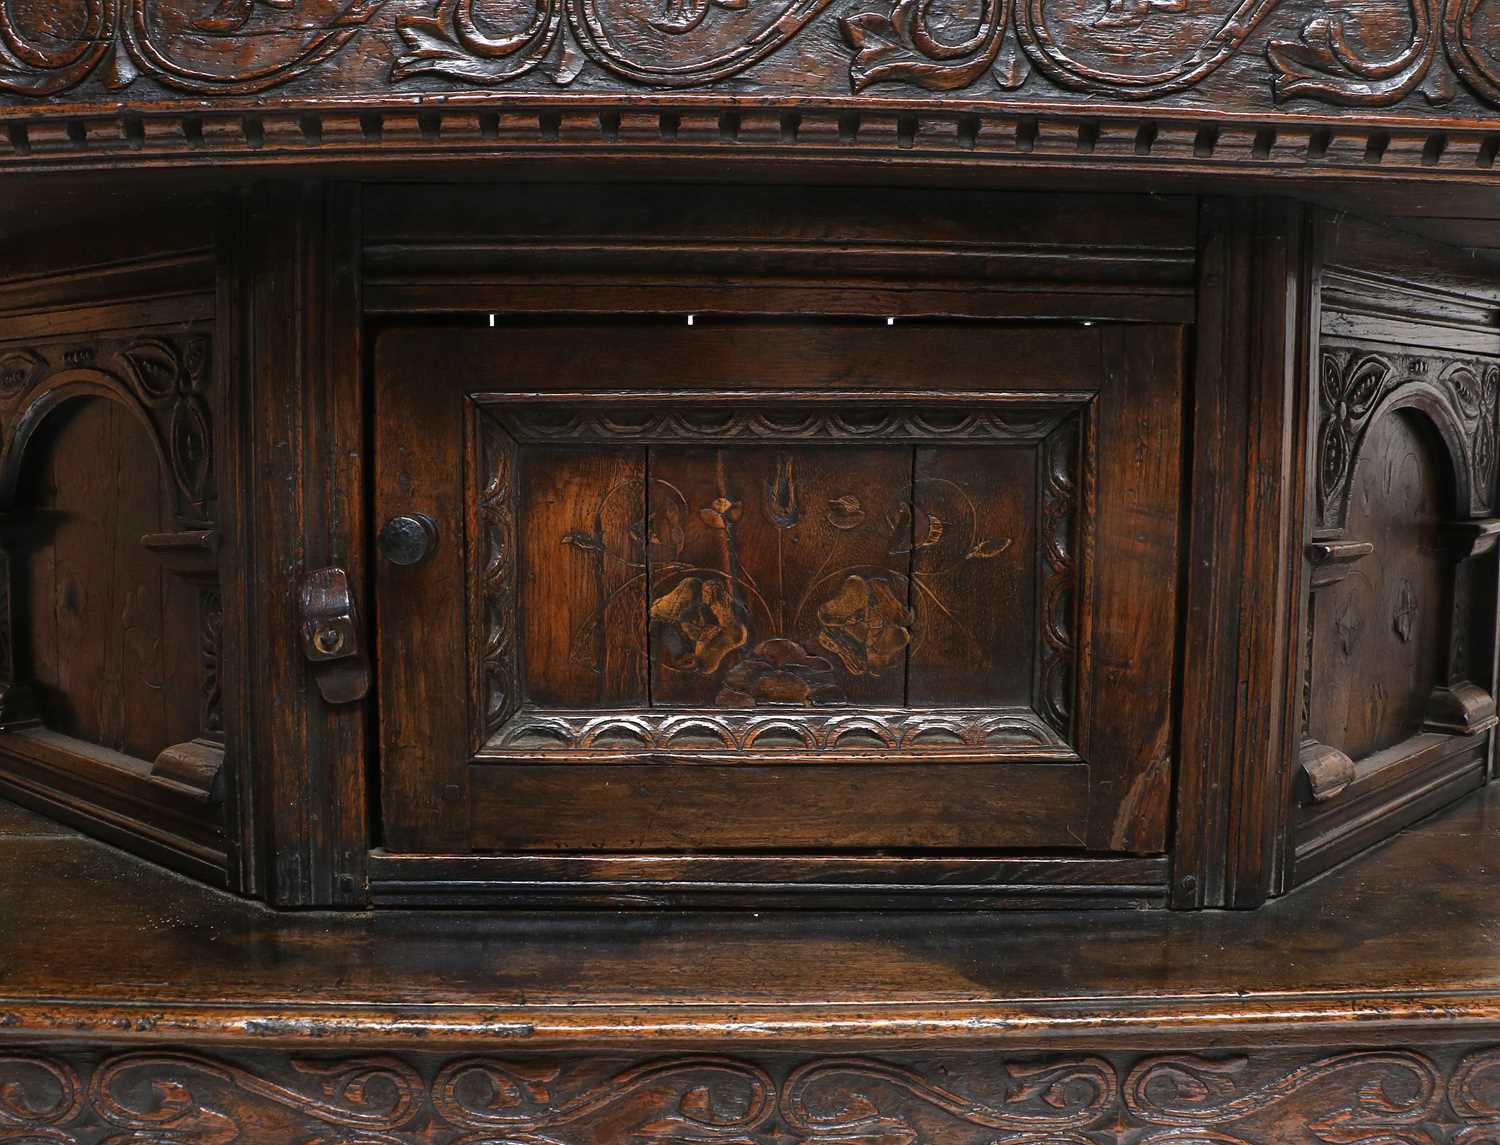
[0,328,227,876]
[1296,334,1500,878]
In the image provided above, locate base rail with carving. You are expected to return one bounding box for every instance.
[5,1044,1500,1144]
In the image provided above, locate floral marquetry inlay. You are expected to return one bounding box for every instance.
[480,394,1085,754]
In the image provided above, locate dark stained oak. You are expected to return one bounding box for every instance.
[2,789,1500,1047]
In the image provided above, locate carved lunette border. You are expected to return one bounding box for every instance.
[472,390,1088,756]
[5,1045,1500,1144]
[1316,345,1500,533]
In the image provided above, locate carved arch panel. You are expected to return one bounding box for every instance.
[0,330,226,800]
[1299,342,1500,810]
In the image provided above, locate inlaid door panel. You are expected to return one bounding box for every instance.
[373,321,1183,858]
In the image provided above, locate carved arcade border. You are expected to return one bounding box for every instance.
[6,1045,1500,1143]
[487,400,1082,446]
[485,705,1070,753]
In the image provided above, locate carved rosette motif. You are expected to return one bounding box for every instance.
[1317,347,1500,532]
[6,1047,1500,1143]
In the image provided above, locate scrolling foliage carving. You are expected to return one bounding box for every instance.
[3,0,1500,111]
[7,1046,1500,1143]
[0,0,383,97]
[1317,346,1499,532]
[387,0,1500,105]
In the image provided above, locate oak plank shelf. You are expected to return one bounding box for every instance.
[3,788,1500,1141]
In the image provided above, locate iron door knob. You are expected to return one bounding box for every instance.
[378,514,438,566]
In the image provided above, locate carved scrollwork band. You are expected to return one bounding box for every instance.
[0,0,382,97]
[1317,346,1499,532]
[5,1046,1500,1143]
[5,0,1500,116]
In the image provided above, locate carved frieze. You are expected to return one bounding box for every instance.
[7,1046,1500,1144]
[5,0,1500,137]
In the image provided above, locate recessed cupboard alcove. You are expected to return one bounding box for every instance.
[0,182,1494,914]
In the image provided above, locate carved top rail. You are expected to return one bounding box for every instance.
[2,0,1500,178]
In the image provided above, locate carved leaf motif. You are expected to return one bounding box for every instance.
[1338,354,1391,417]
[841,0,1006,93]
[1267,1,1440,107]
[1475,416,1496,498]
[119,338,184,403]
[993,37,1031,88]
[1393,579,1418,644]
[170,394,215,507]
[548,27,587,84]
[1446,363,1487,420]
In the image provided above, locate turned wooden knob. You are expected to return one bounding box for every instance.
[378,514,438,566]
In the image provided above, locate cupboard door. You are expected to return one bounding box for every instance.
[374,321,1182,857]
